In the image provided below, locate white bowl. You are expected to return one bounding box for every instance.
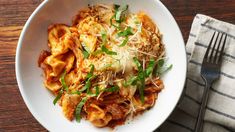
[16,0,187,131]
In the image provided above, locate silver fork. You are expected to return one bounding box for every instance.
[195,31,227,132]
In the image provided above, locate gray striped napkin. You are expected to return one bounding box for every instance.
[157,14,235,132]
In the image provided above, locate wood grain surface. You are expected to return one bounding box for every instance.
[0,0,235,131]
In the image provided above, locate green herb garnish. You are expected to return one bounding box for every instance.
[82,50,89,59]
[101,32,107,43]
[101,45,117,55]
[155,59,173,76]
[95,86,100,96]
[158,59,165,67]
[79,64,95,93]
[100,63,112,70]
[91,49,103,56]
[131,57,173,103]
[110,15,120,29]
[115,5,129,23]
[123,76,138,87]
[53,71,69,105]
[104,85,119,92]
[60,71,69,92]
[114,4,120,10]
[133,57,145,103]
[110,4,129,28]
[157,64,173,75]
[75,93,98,122]
[71,90,81,95]
[137,71,145,104]
[118,27,133,37]
[145,58,155,77]
[53,89,63,105]
[86,64,94,79]
[75,97,88,122]
[101,32,117,55]
[119,37,129,47]
[133,57,142,69]
[111,4,121,28]
[79,80,91,92]
[117,27,133,47]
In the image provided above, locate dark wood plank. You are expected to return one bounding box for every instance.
[161,0,235,42]
[0,26,47,131]
[0,0,43,26]
[1,0,235,131]
[0,0,47,131]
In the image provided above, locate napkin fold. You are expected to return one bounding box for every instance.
[157,14,235,132]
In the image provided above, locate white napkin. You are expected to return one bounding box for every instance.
[157,14,235,132]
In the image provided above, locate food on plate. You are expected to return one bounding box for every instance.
[38,4,172,128]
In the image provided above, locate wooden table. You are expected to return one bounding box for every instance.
[1,0,235,131]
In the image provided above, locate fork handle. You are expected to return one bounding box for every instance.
[195,81,212,132]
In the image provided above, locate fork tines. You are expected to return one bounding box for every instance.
[203,31,227,64]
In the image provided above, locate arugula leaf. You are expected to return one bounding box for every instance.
[75,97,88,122]
[101,45,117,55]
[53,89,63,105]
[118,27,133,37]
[123,76,138,87]
[104,85,119,92]
[119,37,128,47]
[82,50,89,59]
[145,58,155,77]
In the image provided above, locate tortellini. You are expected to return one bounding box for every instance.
[48,24,71,56]
[39,4,165,128]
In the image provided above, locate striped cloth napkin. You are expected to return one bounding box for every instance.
[157,14,235,132]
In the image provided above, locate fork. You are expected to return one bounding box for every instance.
[195,31,227,132]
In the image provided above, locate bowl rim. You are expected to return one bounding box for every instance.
[15,0,187,131]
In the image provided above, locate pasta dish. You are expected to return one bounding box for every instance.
[38,4,171,128]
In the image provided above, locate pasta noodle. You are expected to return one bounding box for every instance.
[38,4,167,128]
